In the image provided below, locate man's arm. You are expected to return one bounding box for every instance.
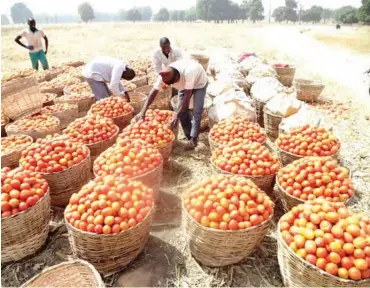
[134,77,161,121]
[14,35,30,50]
[110,64,126,96]
[43,36,48,54]
[176,90,192,115]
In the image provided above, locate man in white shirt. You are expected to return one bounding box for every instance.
[15,18,49,71]
[135,59,208,150]
[83,56,136,101]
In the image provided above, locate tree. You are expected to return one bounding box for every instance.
[358,0,370,24]
[138,6,153,21]
[185,7,197,22]
[321,8,334,23]
[196,0,212,21]
[1,14,10,25]
[178,10,185,21]
[272,6,286,22]
[243,0,264,23]
[300,6,323,23]
[239,3,249,22]
[285,0,297,9]
[226,2,240,23]
[77,2,95,22]
[154,8,170,22]
[126,9,142,22]
[170,10,179,22]
[334,6,359,24]
[10,3,33,24]
[118,9,127,21]
[209,0,230,23]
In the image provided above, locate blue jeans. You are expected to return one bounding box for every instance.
[85,78,126,101]
[178,83,208,140]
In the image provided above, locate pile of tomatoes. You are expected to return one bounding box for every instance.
[277,157,354,202]
[89,97,133,118]
[1,135,32,154]
[118,121,174,148]
[280,200,370,280]
[144,109,175,125]
[7,115,59,132]
[277,125,340,157]
[210,115,266,146]
[212,142,280,176]
[58,94,93,101]
[64,82,92,95]
[40,103,77,115]
[1,168,49,218]
[94,139,163,178]
[184,175,274,230]
[64,116,118,145]
[20,140,89,173]
[65,175,154,234]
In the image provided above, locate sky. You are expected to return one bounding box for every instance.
[1,0,363,16]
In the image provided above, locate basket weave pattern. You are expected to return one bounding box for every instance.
[295,79,324,102]
[189,54,210,71]
[56,95,96,118]
[252,98,267,128]
[111,112,133,131]
[66,209,153,276]
[22,259,105,288]
[134,85,171,110]
[263,108,283,142]
[129,92,147,115]
[130,161,163,199]
[1,190,50,263]
[86,126,119,163]
[158,140,174,163]
[42,105,79,129]
[1,135,33,169]
[184,207,271,267]
[277,222,370,287]
[274,66,296,87]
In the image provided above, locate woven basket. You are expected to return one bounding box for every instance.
[2,115,10,137]
[111,112,133,131]
[40,86,65,96]
[131,76,148,88]
[2,76,42,120]
[157,138,175,163]
[5,116,61,140]
[129,92,147,115]
[252,97,267,128]
[277,222,370,287]
[66,208,153,276]
[208,115,218,129]
[184,205,272,267]
[42,93,58,107]
[56,96,96,118]
[21,260,105,288]
[211,160,275,194]
[170,94,213,130]
[263,107,283,142]
[86,125,119,163]
[1,189,50,263]
[295,79,325,102]
[134,85,171,110]
[38,151,91,207]
[189,53,210,71]
[274,65,296,87]
[1,135,33,169]
[42,104,79,129]
[208,134,222,153]
[65,61,85,68]
[276,143,340,167]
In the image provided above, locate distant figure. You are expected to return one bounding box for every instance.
[152,37,184,91]
[83,56,136,101]
[15,18,49,71]
[336,24,341,30]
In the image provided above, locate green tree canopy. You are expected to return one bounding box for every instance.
[358,0,370,23]
[321,8,334,23]
[126,9,142,22]
[243,0,264,23]
[334,6,359,24]
[138,6,153,21]
[1,14,10,25]
[10,2,33,24]
[154,8,170,22]
[185,7,197,22]
[77,2,95,22]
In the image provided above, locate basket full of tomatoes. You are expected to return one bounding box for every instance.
[134,85,171,110]
[40,103,79,129]
[1,167,51,263]
[277,200,370,287]
[211,142,280,193]
[128,92,147,115]
[64,115,119,163]
[42,93,58,107]
[88,97,134,131]
[94,139,164,198]
[19,139,91,206]
[276,125,340,167]
[183,175,274,267]
[118,120,175,163]
[208,115,266,153]
[276,157,354,211]
[1,135,33,169]
[64,175,154,275]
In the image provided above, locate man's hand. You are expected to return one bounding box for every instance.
[133,111,145,123]
[124,91,130,103]
[162,83,170,90]
[27,45,34,51]
[45,50,48,55]
[170,115,179,129]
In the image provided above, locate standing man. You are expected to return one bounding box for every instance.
[135,59,208,150]
[15,18,49,71]
[83,56,136,101]
[152,37,184,91]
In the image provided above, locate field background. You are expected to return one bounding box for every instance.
[1,23,370,287]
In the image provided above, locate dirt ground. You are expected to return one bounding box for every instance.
[1,23,370,287]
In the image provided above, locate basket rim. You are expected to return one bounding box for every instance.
[1,187,50,222]
[88,105,134,119]
[210,158,276,179]
[273,64,296,69]
[64,207,153,237]
[42,93,58,104]
[20,259,103,288]
[1,115,10,126]
[1,134,33,156]
[129,92,148,102]
[20,143,90,176]
[6,115,61,132]
[40,103,79,115]
[277,221,370,285]
[59,92,95,100]
[275,139,340,159]
[263,106,284,118]
[295,78,324,87]
[183,201,272,234]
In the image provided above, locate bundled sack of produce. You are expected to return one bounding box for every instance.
[217,67,250,94]
[238,55,265,76]
[209,88,256,127]
[280,105,333,134]
[207,78,238,98]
